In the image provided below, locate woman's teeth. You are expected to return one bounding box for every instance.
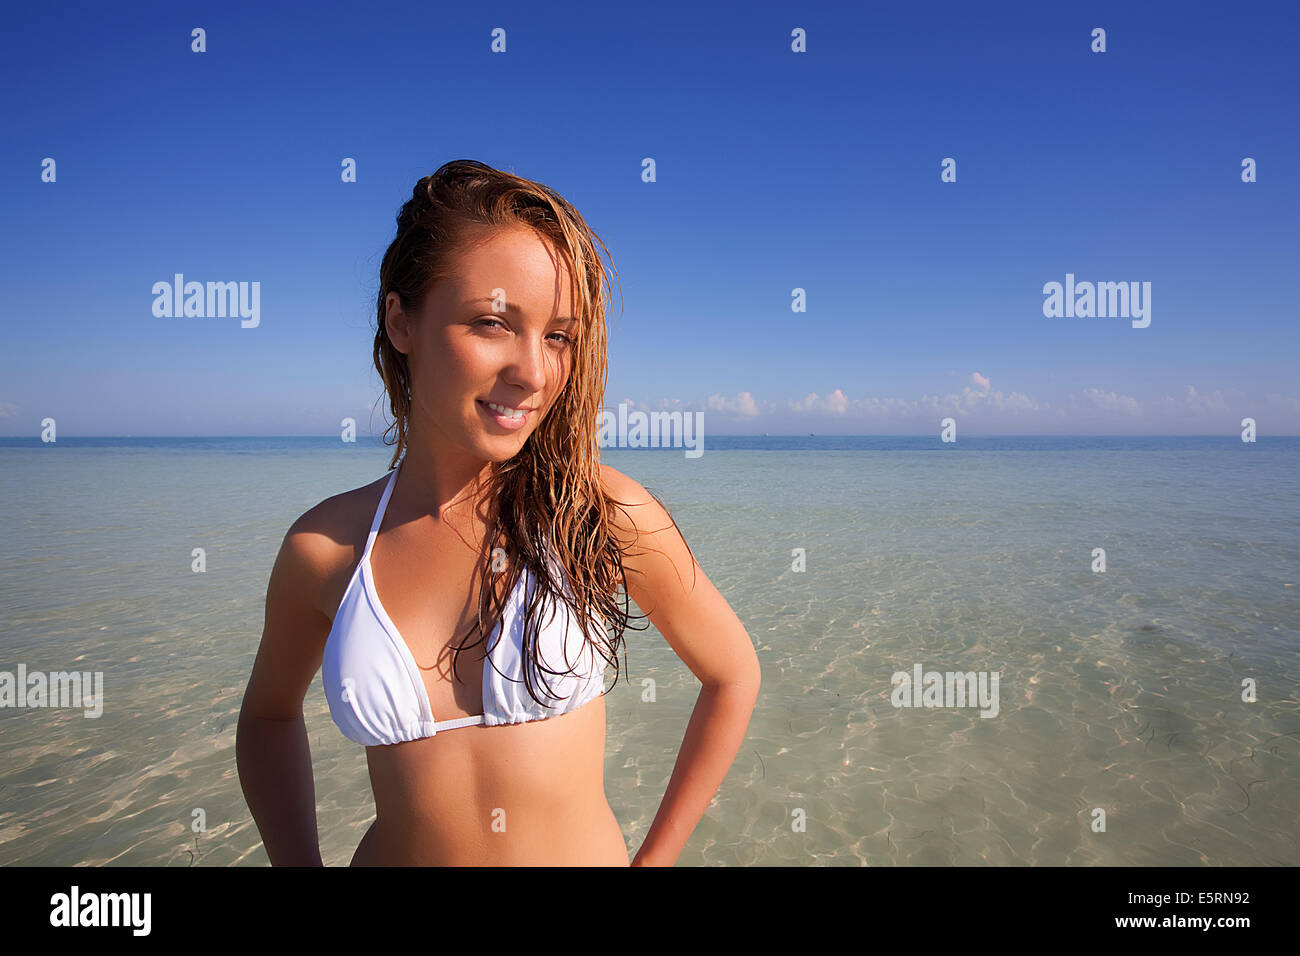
[485,402,525,419]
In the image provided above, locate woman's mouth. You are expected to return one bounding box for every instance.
[477,399,531,431]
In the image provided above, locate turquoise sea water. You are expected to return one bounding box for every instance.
[0,436,1296,865]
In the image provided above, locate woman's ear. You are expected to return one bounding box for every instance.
[385,292,414,352]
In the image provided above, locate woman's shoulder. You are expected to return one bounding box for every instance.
[289,470,392,545]
[596,463,651,515]
[597,463,649,499]
[277,470,395,617]
[596,464,673,548]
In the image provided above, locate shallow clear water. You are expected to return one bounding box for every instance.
[1,436,1296,865]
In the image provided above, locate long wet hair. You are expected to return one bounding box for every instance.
[371,159,666,707]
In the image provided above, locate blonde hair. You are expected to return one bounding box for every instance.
[370,159,655,705]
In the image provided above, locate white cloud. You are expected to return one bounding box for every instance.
[1153,384,1231,416]
[1075,387,1141,415]
[704,391,759,416]
[612,381,1300,433]
[791,389,850,414]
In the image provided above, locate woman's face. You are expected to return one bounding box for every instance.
[385,225,578,462]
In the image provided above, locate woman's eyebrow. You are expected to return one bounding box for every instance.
[463,297,577,322]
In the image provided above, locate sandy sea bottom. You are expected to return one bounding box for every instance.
[0,438,1296,865]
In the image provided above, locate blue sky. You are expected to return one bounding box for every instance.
[1,0,1296,437]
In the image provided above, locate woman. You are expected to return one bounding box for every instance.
[236,159,761,866]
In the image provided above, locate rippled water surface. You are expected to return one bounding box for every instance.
[1,436,1296,865]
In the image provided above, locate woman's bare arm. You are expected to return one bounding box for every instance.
[235,514,336,866]
[600,466,762,867]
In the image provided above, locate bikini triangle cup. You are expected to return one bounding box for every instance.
[321,462,610,746]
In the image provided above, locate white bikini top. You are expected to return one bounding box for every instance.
[321,460,609,747]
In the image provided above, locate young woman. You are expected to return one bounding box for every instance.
[236,159,761,866]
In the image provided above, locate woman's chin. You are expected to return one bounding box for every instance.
[476,433,528,460]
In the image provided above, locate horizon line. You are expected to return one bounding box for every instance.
[2,434,1296,441]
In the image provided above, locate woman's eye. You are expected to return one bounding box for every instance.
[477,318,571,346]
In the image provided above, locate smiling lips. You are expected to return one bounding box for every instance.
[483,400,528,418]
[477,399,533,430]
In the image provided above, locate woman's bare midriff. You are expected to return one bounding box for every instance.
[349,693,627,865]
